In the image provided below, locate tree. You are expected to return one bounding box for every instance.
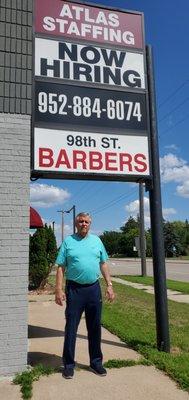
[118,228,139,257]
[29,224,57,289]
[100,231,121,256]
[163,221,182,257]
[146,229,152,257]
[120,216,139,234]
[46,225,57,265]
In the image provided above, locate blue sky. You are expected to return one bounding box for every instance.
[31,0,189,244]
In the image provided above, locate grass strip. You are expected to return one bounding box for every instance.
[13,364,56,400]
[102,281,189,391]
[116,275,189,294]
[104,358,152,368]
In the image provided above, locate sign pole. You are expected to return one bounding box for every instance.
[139,182,147,276]
[146,45,170,352]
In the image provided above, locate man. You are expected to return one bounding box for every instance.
[55,212,115,379]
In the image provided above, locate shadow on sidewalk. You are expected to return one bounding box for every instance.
[28,351,92,371]
[28,325,128,348]
[28,352,62,368]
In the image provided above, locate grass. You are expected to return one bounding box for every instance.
[13,364,56,400]
[116,275,189,294]
[104,358,152,368]
[47,275,56,287]
[47,274,189,390]
[101,281,189,391]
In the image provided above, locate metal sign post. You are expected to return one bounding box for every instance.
[146,45,170,352]
[139,182,147,277]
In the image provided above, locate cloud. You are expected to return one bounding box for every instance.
[164,144,179,151]
[125,197,149,214]
[160,153,189,183]
[177,181,189,198]
[162,208,177,216]
[30,184,70,208]
[125,197,150,227]
[125,197,176,227]
[160,153,189,198]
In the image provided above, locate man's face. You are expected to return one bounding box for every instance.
[76,215,91,237]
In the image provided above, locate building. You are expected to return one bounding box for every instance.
[0,0,33,375]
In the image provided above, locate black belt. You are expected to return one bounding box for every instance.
[66,280,98,288]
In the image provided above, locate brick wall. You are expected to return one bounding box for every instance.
[0,0,33,375]
[0,0,33,114]
[0,113,30,375]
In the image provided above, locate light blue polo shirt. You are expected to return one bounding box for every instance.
[55,233,108,284]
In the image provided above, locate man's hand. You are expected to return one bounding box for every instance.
[55,288,66,306]
[100,262,115,302]
[105,285,115,302]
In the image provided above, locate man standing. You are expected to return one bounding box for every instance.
[55,212,115,379]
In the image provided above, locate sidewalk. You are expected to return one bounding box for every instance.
[111,277,189,303]
[0,293,189,400]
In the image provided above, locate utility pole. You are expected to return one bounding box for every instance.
[52,221,55,234]
[139,182,147,276]
[58,206,76,240]
[67,205,76,234]
[57,210,65,242]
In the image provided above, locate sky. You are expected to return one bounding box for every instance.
[31,0,189,244]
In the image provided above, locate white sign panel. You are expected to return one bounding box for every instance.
[35,38,145,89]
[34,128,149,176]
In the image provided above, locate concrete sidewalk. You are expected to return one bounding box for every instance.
[111,277,189,303]
[0,294,189,400]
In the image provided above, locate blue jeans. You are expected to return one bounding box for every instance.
[63,280,103,369]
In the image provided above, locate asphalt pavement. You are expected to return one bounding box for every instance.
[108,258,189,282]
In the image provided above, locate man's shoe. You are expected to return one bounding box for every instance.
[62,368,74,379]
[90,365,107,376]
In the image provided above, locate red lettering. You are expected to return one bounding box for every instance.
[39,148,54,167]
[105,152,118,171]
[119,153,133,171]
[55,149,71,169]
[73,150,87,169]
[89,151,103,170]
[134,153,147,172]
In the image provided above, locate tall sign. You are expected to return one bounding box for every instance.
[31,0,151,181]
[32,0,170,354]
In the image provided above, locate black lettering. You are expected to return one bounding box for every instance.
[123,70,142,88]
[101,137,110,148]
[80,46,100,64]
[103,67,121,85]
[73,63,92,81]
[101,49,125,67]
[63,61,70,79]
[59,42,77,61]
[41,59,60,77]
[94,66,101,82]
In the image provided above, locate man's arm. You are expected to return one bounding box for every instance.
[55,266,66,306]
[100,262,115,302]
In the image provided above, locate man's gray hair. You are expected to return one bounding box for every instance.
[75,212,92,223]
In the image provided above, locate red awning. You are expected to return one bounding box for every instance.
[30,207,43,229]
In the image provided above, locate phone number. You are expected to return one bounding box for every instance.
[37,92,142,122]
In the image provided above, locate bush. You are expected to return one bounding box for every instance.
[29,225,57,289]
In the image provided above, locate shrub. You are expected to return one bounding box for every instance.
[29,225,57,289]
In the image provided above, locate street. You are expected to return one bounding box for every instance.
[108,258,189,282]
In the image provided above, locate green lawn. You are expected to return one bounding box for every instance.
[101,281,189,391]
[116,275,189,294]
[47,274,189,390]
